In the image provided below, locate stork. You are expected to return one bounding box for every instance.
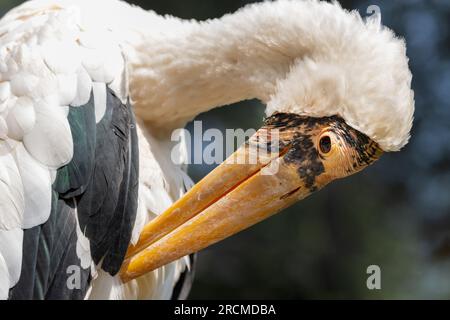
[0,0,414,299]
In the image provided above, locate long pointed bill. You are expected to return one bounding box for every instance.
[119,126,312,283]
[119,113,383,283]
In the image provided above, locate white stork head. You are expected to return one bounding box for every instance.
[113,0,415,282]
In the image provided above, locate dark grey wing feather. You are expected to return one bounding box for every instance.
[76,90,139,274]
[100,101,139,273]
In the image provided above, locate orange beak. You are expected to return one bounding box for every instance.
[119,127,311,283]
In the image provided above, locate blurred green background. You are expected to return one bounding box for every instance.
[1,0,449,299]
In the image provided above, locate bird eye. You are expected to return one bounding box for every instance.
[319,135,332,154]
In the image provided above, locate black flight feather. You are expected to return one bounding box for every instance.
[76,89,139,274]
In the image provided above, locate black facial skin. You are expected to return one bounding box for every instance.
[261,113,382,193]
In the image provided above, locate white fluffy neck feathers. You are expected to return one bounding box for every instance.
[122,0,414,151]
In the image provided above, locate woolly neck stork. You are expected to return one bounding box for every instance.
[0,0,414,299]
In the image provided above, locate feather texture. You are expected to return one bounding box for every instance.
[0,228,23,296]
[76,88,138,275]
[10,87,139,299]
[9,193,91,300]
[22,100,73,169]
[13,144,52,229]
[0,152,24,230]
[54,95,96,198]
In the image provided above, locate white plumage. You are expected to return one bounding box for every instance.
[0,0,414,300]
[14,143,52,229]
[0,150,24,229]
[0,228,23,290]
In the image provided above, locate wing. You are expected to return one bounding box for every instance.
[0,1,138,299]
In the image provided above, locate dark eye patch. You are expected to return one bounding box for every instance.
[319,136,332,154]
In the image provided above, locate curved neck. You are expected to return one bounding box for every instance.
[122,1,345,135]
